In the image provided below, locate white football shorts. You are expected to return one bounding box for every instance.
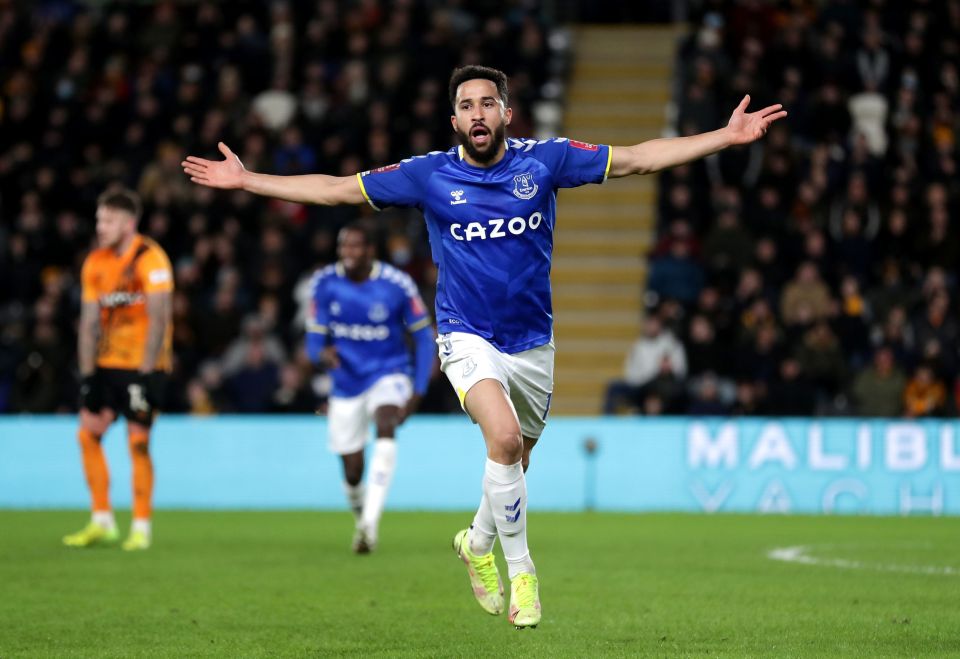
[438,332,554,440]
[327,373,413,455]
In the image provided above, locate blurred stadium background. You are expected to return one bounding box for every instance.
[2,0,959,419]
[1,0,959,655]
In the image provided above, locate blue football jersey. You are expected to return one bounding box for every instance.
[306,261,434,398]
[356,138,612,354]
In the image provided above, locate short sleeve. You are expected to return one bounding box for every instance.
[526,138,612,188]
[80,256,99,303]
[401,279,431,332]
[356,153,444,210]
[137,249,174,294]
[306,271,330,336]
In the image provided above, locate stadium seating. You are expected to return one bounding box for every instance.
[0,1,559,414]
[610,3,960,418]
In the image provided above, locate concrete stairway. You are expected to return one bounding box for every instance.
[551,26,679,415]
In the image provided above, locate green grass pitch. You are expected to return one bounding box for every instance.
[0,511,957,657]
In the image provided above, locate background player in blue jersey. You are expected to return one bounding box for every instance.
[183,65,785,628]
[306,223,435,554]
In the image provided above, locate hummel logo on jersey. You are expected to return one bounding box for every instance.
[463,357,477,377]
[450,211,544,242]
[512,172,538,200]
[450,189,467,205]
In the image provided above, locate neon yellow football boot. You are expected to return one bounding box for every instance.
[452,529,504,615]
[62,522,119,548]
[121,530,151,551]
[508,573,541,629]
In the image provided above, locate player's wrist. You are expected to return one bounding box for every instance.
[239,169,255,192]
[717,125,737,148]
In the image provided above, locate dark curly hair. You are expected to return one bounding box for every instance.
[448,65,509,109]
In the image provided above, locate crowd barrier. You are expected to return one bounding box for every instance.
[1,416,957,514]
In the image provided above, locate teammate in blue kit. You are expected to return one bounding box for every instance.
[183,65,785,628]
[306,223,435,554]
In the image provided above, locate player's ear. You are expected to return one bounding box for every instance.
[450,114,458,132]
[504,106,512,126]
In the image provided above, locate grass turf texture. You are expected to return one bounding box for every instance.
[0,512,957,658]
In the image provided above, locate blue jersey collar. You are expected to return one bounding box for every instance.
[456,143,512,172]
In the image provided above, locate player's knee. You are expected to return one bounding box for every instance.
[80,412,109,436]
[375,421,399,438]
[129,440,150,457]
[374,407,401,438]
[487,427,523,464]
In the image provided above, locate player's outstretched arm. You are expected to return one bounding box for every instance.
[607,95,786,178]
[181,142,366,206]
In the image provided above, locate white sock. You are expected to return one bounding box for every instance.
[360,439,397,541]
[468,494,497,555]
[132,518,151,538]
[92,510,116,531]
[343,481,365,521]
[483,459,536,579]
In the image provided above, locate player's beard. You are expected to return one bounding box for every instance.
[456,121,506,165]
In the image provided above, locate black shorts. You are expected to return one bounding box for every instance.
[96,368,167,427]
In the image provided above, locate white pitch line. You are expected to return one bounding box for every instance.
[768,545,960,576]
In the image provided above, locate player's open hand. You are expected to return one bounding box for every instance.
[725,95,787,145]
[181,142,245,189]
[321,346,341,370]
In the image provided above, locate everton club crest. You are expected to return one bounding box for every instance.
[368,302,389,322]
[512,172,538,200]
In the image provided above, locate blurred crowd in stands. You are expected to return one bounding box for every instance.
[0,0,560,414]
[606,0,960,418]
[4,0,957,420]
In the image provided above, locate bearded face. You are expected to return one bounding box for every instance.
[455,119,507,165]
[451,78,512,166]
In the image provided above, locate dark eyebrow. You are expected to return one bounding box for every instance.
[459,96,498,104]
